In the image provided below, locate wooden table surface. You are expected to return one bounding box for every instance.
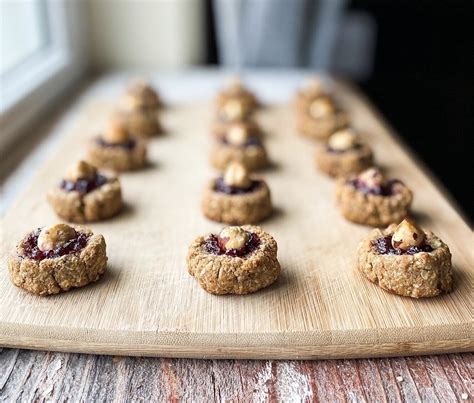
[0,348,472,401]
[1,72,472,401]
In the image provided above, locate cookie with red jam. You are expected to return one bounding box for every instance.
[9,224,107,296]
[293,77,329,111]
[202,162,272,224]
[87,117,147,171]
[122,78,162,110]
[210,123,269,171]
[118,79,163,138]
[296,96,348,141]
[357,219,453,298]
[335,167,413,226]
[187,225,280,295]
[215,76,258,113]
[47,160,122,223]
[212,77,259,135]
[316,128,373,177]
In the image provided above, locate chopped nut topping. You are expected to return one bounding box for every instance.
[221,99,245,120]
[392,219,426,250]
[103,117,130,144]
[227,124,249,146]
[309,97,335,119]
[218,226,249,251]
[65,160,97,182]
[328,129,358,151]
[223,162,252,188]
[37,224,76,252]
[358,167,385,189]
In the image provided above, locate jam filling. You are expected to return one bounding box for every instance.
[214,177,261,195]
[60,174,108,195]
[22,228,90,261]
[205,232,261,257]
[348,178,402,196]
[96,137,136,150]
[373,235,433,256]
[326,143,362,154]
[222,136,261,148]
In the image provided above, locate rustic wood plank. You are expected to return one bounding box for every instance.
[356,358,390,403]
[335,359,369,401]
[422,356,458,402]
[0,349,472,401]
[0,348,19,390]
[437,354,468,401]
[404,356,441,402]
[449,354,474,398]
[376,358,405,402]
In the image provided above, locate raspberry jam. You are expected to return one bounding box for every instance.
[373,235,433,255]
[205,232,261,257]
[60,174,108,195]
[348,178,402,196]
[21,228,90,261]
[97,137,136,150]
[214,178,261,195]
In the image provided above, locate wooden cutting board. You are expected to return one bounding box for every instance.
[0,80,472,359]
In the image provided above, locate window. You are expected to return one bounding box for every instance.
[0,0,87,151]
[0,0,49,76]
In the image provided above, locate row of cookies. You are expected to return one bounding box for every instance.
[294,77,453,298]
[187,79,281,295]
[49,80,163,223]
[8,80,165,295]
[203,78,273,225]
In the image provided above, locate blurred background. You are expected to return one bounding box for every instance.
[0,0,472,219]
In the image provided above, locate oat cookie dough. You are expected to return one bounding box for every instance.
[119,79,162,138]
[9,224,108,296]
[336,167,413,226]
[316,128,373,177]
[293,77,328,111]
[357,219,452,298]
[210,123,269,171]
[296,96,348,141]
[187,225,280,294]
[87,117,147,172]
[47,160,122,223]
[202,162,272,224]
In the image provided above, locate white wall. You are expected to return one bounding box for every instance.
[86,0,206,69]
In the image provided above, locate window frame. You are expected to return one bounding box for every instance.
[0,0,88,152]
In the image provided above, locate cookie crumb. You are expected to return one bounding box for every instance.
[396,376,404,382]
[461,393,468,400]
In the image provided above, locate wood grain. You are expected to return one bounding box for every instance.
[0,80,472,359]
[0,348,472,402]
